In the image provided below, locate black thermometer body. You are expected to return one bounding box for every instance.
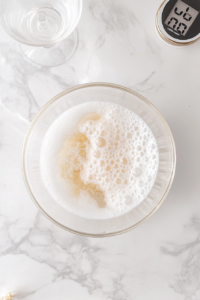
[156,0,200,45]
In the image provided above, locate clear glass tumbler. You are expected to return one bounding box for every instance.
[0,0,82,66]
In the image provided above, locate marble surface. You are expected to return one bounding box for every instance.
[0,0,200,299]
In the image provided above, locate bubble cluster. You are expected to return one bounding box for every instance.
[40,101,159,220]
[77,103,159,217]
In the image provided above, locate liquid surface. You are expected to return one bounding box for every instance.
[40,102,159,219]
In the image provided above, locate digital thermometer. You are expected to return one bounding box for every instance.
[156,0,200,45]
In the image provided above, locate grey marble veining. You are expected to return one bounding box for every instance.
[1,0,200,299]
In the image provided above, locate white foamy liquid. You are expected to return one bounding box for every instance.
[40,102,159,219]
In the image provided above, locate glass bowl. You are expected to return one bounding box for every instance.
[22,83,176,237]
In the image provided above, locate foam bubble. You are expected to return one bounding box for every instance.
[40,102,159,219]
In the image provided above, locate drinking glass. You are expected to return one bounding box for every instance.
[0,0,82,66]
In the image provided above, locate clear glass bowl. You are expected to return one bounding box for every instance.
[22,83,176,237]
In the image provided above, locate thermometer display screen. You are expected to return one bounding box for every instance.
[165,0,199,36]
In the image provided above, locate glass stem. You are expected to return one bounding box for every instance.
[37,11,50,31]
[37,11,54,48]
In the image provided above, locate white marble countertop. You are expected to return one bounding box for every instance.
[1,0,200,299]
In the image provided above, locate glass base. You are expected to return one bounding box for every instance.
[19,29,78,67]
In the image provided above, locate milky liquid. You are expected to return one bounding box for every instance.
[40,102,159,219]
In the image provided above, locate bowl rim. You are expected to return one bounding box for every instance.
[22,82,176,237]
